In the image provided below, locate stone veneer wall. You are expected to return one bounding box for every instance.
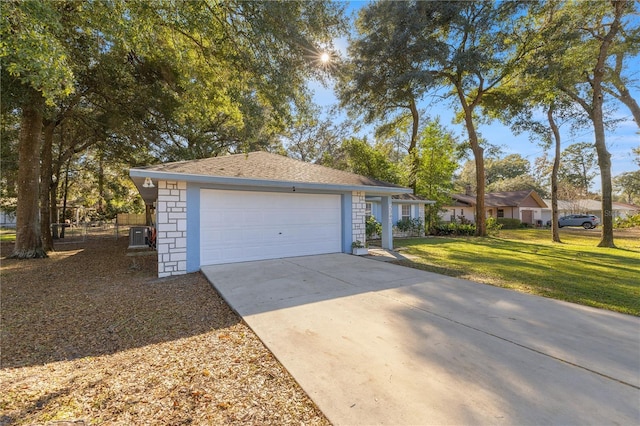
[157,180,187,277]
[352,191,366,245]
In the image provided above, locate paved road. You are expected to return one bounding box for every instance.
[202,253,640,425]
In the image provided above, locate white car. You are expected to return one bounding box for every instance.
[558,214,600,229]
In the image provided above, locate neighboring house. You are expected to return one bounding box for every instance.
[541,199,640,223]
[130,152,413,277]
[439,190,548,226]
[0,209,16,228]
[366,193,435,237]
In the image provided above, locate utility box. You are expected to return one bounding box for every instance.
[128,226,148,249]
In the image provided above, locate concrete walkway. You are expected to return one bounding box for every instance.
[202,253,640,425]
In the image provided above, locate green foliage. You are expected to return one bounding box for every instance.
[396,217,424,235]
[2,0,347,254]
[559,143,598,196]
[486,154,531,185]
[613,170,640,205]
[488,175,549,197]
[459,154,548,196]
[0,1,76,105]
[412,119,460,228]
[496,218,522,229]
[325,138,401,184]
[337,1,454,142]
[613,214,640,229]
[365,216,382,239]
[284,106,348,163]
[430,223,476,237]
[486,217,503,236]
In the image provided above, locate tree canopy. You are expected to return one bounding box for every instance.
[1,0,346,257]
[2,0,638,256]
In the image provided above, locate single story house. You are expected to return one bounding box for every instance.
[366,193,435,237]
[439,190,548,226]
[541,199,640,223]
[130,152,413,277]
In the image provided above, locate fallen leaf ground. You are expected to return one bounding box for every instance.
[0,235,330,425]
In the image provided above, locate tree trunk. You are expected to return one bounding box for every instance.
[611,81,640,128]
[98,152,105,216]
[607,52,640,128]
[10,88,47,259]
[61,156,72,238]
[472,142,486,237]
[593,0,623,248]
[458,95,486,237]
[547,106,562,243]
[594,98,615,247]
[51,179,59,239]
[40,121,56,251]
[408,97,420,192]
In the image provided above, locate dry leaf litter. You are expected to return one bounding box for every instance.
[1,235,330,425]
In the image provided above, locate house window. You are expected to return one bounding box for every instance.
[365,202,372,219]
[497,209,504,218]
[401,204,411,220]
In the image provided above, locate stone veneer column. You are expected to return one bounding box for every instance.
[352,191,366,246]
[156,180,187,277]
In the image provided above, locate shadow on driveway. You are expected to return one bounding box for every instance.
[202,253,640,425]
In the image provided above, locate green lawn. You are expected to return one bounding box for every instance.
[395,228,640,316]
[0,229,16,242]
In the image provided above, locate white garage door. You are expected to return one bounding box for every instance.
[200,189,342,266]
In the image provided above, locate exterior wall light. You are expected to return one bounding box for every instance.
[142,177,155,188]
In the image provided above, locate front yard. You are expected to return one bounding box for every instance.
[0,237,329,425]
[2,227,638,424]
[393,228,640,316]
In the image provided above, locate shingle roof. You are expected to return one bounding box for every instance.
[542,199,640,211]
[392,193,430,201]
[138,151,404,188]
[452,190,547,208]
[366,193,436,204]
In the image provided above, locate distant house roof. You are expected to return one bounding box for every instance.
[542,199,640,212]
[451,190,547,208]
[130,151,412,203]
[613,201,640,211]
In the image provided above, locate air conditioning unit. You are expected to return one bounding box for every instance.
[128,226,148,249]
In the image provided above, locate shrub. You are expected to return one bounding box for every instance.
[396,217,424,235]
[429,222,476,236]
[486,216,503,236]
[366,216,382,239]
[613,213,640,229]
[497,218,521,229]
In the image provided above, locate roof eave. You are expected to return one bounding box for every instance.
[365,196,435,205]
[130,169,412,199]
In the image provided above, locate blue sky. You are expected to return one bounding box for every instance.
[309,1,640,191]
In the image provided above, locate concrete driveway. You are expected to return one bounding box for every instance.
[202,253,640,425]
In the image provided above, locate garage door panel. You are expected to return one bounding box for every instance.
[200,189,342,266]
